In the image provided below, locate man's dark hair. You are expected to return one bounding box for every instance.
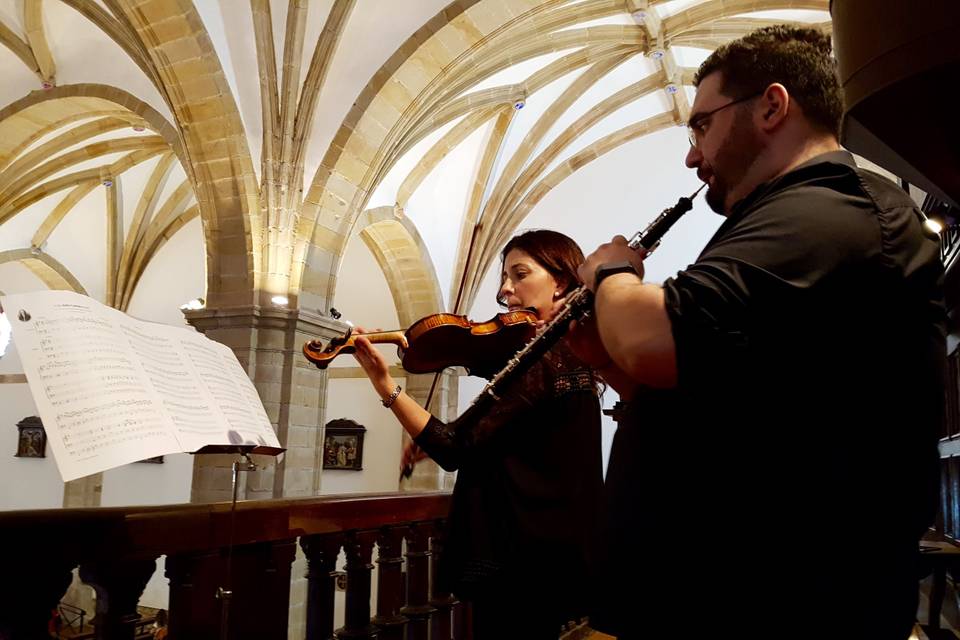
[694,25,843,138]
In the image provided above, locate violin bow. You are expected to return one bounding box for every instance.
[403,222,484,480]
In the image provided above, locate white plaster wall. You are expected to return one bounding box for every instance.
[0,265,68,510]
[139,557,170,611]
[0,380,62,509]
[321,377,406,495]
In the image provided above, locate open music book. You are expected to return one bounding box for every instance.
[0,290,282,481]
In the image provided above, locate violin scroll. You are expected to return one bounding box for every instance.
[301,310,538,375]
[303,328,409,369]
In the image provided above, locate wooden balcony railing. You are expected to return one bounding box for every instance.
[0,491,454,640]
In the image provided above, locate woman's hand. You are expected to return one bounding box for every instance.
[566,316,612,369]
[399,440,429,478]
[352,328,396,398]
[566,316,639,399]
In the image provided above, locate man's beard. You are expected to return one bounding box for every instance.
[705,109,764,215]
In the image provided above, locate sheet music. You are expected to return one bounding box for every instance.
[1,291,280,481]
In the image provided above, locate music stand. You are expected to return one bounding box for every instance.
[191,444,285,640]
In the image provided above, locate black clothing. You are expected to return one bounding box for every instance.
[415,342,603,637]
[598,151,946,638]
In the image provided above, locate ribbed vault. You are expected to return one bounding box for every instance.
[0,86,196,311]
[0,0,831,327]
[294,0,829,318]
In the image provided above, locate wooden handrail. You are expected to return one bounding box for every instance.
[1,491,455,640]
[2,491,451,558]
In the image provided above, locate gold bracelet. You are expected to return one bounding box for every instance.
[382,384,402,408]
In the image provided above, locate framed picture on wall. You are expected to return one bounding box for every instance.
[15,416,46,458]
[323,418,366,471]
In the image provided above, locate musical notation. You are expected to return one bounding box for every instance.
[0,290,281,481]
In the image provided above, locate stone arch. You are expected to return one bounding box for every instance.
[292,0,487,313]
[103,2,262,307]
[354,206,443,326]
[0,84,185,167]
[292,0,641,313]
[0,249,87,294]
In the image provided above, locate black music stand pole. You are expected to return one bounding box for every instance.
[191,443,285,640]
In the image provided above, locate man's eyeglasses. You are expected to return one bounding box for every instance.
[686,93,762,148]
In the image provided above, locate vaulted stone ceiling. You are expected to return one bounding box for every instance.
[0,0,830,321]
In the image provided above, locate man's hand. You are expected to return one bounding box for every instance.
[578,236,646,291]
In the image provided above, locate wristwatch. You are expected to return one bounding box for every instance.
[593,261,640,290]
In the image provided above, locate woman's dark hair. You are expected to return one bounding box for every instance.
[497,229,584,306]
[155,610,168,626]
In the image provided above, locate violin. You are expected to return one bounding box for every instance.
[302,309,538,378]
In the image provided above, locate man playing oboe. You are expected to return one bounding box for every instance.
[573,25,946,639]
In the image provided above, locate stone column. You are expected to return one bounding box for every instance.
[183,305,348,502]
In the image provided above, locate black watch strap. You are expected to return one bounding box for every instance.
[593,261,639,290]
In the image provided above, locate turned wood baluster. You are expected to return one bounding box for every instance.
[78,557,157,640]
[337,530,378,639]
[401,522,436,640]
[166,542,296,640]
[165,550,218,639]
[429,520,458,640]
[239,540,297,640]
[0,555,74,640]
[301,533,343,640]
[371,525,408,640]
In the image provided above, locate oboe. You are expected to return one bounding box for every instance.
[476,183,706,403]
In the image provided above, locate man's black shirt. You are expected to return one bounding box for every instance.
[599,151,946,638]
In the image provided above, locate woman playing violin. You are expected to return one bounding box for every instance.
[351,230,604,638]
